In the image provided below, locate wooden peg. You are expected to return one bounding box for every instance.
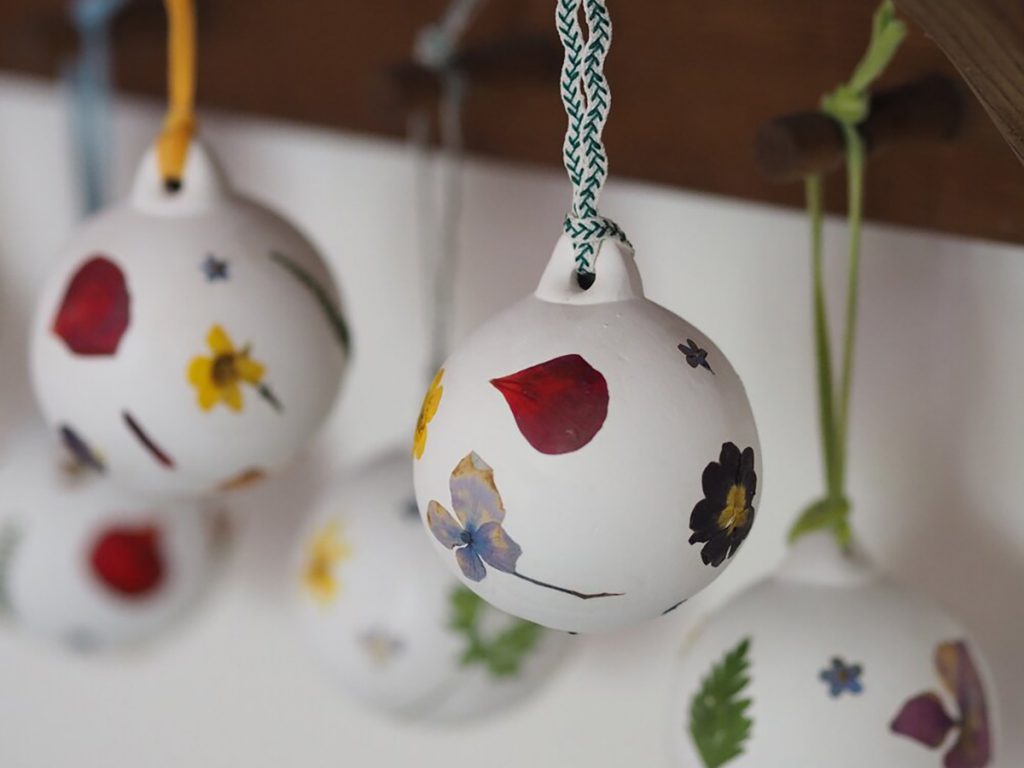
[755,75,965,182]
[384,33,561,111]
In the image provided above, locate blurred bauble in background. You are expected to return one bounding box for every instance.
[413,236,761,633]
[293,450,569,723]
[669,532,998,767]
[0,428,220,651]
[29,141,349,499]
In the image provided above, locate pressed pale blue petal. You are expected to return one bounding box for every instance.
[456,546,487,582]
[449,452,505,529]
[473,521,522,574]
[426,501,463,549]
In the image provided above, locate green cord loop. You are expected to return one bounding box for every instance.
[556,0,631,279]
[788,1,906,549]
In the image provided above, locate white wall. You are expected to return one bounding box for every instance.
[0,74,1021,766]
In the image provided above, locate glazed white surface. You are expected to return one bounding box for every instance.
[30,143,346,499]
[0,427,216,650]
[293,450,568,722]
[415,237,760,633]
[670,534,999,766]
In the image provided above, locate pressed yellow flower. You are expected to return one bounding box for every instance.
[303,520,351,605]
[413,368,444,460]
[187,325,267,412]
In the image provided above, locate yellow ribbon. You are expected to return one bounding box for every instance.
[155,0,196,190]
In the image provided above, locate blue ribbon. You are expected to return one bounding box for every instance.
[66,0,127,215]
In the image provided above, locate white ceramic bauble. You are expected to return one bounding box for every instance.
[293,450,569,723]
[669,533,999,768]
[30,140,348,499]
[413,235,761,633]
[0,429,218,651]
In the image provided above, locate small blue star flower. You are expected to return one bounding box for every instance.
[820,657,864,697]
[201,254,229,281]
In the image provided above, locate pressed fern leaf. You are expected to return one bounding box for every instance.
[690,637,754,768]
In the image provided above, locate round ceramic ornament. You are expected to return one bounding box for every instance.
[669,533,998,768]
[412,235,761,633]
[30,140,349,499]
[0,429,218,651]
[293,450,569,722]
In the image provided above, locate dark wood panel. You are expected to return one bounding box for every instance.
[2,0,1023,245]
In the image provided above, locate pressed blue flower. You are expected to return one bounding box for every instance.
[427,452,624,600]
[427,452,523,582]
[820,657,864,697]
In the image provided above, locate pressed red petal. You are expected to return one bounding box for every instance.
[490,354,609,455]
[52,256,131,356]
[89,524,165,599]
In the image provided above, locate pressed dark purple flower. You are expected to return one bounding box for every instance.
[890,640,992,768]
[689,443,758,567]
[892,693,956,747]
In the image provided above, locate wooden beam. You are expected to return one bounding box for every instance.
[894,0,1024,165]
[2,1,1024,246]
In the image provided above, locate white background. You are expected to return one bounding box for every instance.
[0,74,1021,766]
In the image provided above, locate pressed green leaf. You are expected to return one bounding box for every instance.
[0,523,21,613]
[690,637,753,768]
[788,497,852,547]
[448,587,543,679]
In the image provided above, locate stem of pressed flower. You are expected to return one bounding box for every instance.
[512,571,623,600]
[834,125,866,499]
[257,383,284,413]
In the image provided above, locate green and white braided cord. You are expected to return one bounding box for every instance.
[557,0,631,283]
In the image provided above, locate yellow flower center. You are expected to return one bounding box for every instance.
[717,484,749,535]
[307,554,331,586]
[212,353,240,387]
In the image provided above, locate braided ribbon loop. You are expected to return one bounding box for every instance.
[556,0,631,280]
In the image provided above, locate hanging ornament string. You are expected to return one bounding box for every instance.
[67,0,126,215]
[556,0,631,288]
[412,75,466,379]
[413,0,486,69]
[155,0,197,191]
[789,0,907,548]
[411,0,484,380]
